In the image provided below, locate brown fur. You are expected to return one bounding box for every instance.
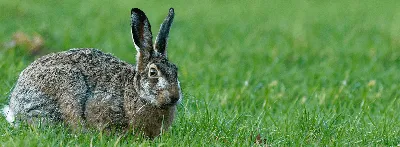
[7,8,180,138]
[9,49,177,137]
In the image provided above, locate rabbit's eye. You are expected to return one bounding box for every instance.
[149,67,158,77]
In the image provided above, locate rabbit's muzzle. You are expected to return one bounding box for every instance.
[157,84,181,108]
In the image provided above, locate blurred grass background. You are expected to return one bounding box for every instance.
[0,0,400,146]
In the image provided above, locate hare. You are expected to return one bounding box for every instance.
[2,8,181,138]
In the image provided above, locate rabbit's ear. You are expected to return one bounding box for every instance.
[154,8,174,58]
[131,8,154,71]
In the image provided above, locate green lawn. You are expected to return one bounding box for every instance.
[1,0,400,146]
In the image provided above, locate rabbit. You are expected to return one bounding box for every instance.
[2,8,181,138]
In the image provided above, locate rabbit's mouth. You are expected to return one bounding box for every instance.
[163,97,179,107]
[157,94,179,108]
[160,100,178,109]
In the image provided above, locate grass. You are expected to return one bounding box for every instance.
[1,0,400,146]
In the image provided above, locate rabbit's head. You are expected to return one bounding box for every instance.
[131,8,181,108]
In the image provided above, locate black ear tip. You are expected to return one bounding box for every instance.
[131,8,144,15]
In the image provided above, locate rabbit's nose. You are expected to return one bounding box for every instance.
[169,85,180,102]
[169,97,179,104]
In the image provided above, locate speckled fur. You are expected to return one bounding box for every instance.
[6,8,180,138]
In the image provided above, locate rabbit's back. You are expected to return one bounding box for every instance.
[9,48,136,126]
